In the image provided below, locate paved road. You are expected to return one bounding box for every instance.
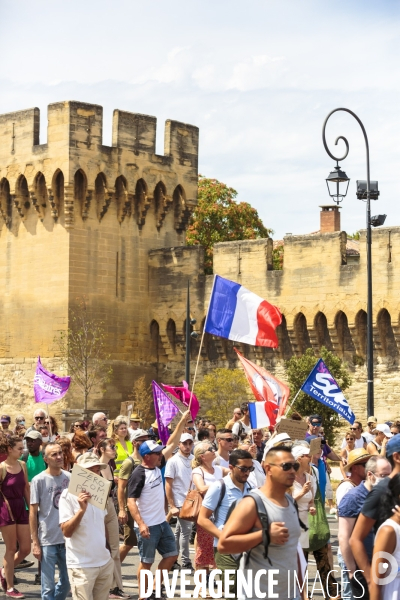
[0,514,339,598]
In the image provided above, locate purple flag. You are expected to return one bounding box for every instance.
[162,380,200,420]
[33,356,71,405]
[152,381,179,444]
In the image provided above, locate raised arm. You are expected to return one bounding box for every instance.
[60,493,90,538]
[163,410,190,460]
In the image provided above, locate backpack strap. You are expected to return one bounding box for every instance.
[213,480,226,520]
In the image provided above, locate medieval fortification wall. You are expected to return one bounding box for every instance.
[0,101,397,425]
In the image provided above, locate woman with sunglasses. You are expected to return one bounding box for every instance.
[192,443,224,579]
[44,416,59,441]
[340,431,356,479]
[98,439,130,599]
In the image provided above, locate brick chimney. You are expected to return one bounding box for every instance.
[320,205,341,233]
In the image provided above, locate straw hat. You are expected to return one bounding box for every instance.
[346,448,372,470]
[129,413,142,422]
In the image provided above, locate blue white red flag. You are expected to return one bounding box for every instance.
[152,381,180,444]
[248,401,271,429]
[301,359,355,424]
[204,275,282,347]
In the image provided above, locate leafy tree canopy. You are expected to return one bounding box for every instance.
[196,367,249,428]
[285,347,352,445]
[186,175,272,274]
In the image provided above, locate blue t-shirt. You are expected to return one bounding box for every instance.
[338,481,373,561]
[202,475,252,546]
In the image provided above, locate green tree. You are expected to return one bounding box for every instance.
[285,347,352,444]
[196,368,249,428]
[128,376,155,428]
[55,298,113,413]
[186,175,272,274]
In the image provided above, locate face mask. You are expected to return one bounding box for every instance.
[372,475,385,487]
[42,436,49,443]
[18,421,25,426]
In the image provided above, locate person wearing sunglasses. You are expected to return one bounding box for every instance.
[340,431,356,479]
[191,443,224,576]
[340,421,367,451]
[165,434,195,574]
[25,409,47,436]
[218,445,305,600]
[213,429,234,468]
[198,449,254,597]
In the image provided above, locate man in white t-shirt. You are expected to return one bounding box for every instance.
[165,433,194,571]
[341,421,367,450]
[232,402,252,439]
[335,448,372,506]
[213,429,234,468]
[363,416,378,444]
[59,454,113,600]
[128,440,179,600]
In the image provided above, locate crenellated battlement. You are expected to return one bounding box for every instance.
[0,101,199,230]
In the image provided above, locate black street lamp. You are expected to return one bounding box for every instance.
[185,281,198,385]
[322,108,384,418]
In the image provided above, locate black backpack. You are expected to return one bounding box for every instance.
[222,489,307,567]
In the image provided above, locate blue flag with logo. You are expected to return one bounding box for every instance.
[301,358,355,424]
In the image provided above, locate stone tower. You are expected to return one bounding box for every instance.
[0,101,200,415]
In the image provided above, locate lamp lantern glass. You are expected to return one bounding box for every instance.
[325,162,350,205]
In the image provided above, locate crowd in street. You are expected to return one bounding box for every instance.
[0,406,399,600]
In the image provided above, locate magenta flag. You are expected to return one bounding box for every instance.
[152,381,180,444]
[33,356,71,405]
[162,380,200,420]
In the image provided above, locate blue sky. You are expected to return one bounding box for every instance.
[1,0,400,238]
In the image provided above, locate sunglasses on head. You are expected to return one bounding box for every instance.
[267,461,300,472]
[235,465,254,473]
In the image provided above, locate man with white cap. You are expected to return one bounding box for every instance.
[165,433,194,572]
[59,453,114,600]
[366,423,392,457]
[127,441,179,600]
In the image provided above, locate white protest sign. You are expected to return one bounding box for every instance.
[68,464,111,511]
[277,418,308,440]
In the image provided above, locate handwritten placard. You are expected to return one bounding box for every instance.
[68,464,111,511]
[120,402,128,417]
[127,404,133,421]
[277,418,308,440]
[309,436,322,455]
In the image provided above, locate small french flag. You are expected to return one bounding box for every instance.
[204,275,282,347]
[248,401,271,428]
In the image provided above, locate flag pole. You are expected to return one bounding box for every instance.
[284,389,302,416]
[188,275,217,414]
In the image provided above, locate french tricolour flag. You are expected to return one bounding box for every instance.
[248,401,271,428]
[204,275,282,347]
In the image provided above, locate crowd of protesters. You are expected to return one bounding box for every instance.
[0,404,399,600]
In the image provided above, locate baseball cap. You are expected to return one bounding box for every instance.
[130,428,149,441]
[180,433,194,443]
[0,415,10,423]
[263,432,292,461]
[386,435,400,458]
[77,454,107,470]
[139,440,166,457]
[25,430,42,441]
[374,424,393,438]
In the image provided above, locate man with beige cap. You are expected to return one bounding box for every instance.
[336,448,372,506]
[59,454,113,600]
